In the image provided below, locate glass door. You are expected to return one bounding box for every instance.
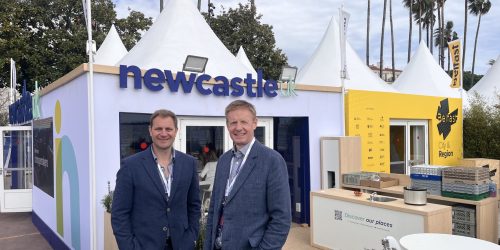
[389,120,428,175]
[389,122,406,174]
[408,121,427,171]
[177,117,273,211]
[0,126,33,212]
[178,118,228,173]
[177,117,274,159]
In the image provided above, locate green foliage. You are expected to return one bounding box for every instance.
[115,10,153,50]
[196,212,207,250]
[463,92,500,159]
[462,71,483,90]
[203,1,287,80]
[0,0,151,92]
[101,190,113,213]
[445,70,482,90]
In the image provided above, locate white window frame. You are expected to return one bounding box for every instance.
[390,120,429,174]
[176,117,273,153]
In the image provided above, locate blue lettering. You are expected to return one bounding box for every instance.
[256,70,263,97]
[213,76,229,96]
[244,73,256,97]
[230,77,244,97]
[288,81,297,96]
[118,65,283,98]
[164,70,196,93]
[119,65,142,89]
[264,79,278,97]
[143,68,164,91]
[9,83,33,124]
[196,74,212,95]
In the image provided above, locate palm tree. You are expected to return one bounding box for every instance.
[380,0,388,78]
[436,0,446,67]
[468,0,491,85]
[403,0,414,62]
[434,21,454,70]
[449,31,459,72]
[439,0,446,67]
[412,0,434,44]
[420,1,435,53]
[390,0,395,81]
[366,0,370,65]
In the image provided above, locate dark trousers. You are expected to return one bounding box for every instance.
[165,238,173,250]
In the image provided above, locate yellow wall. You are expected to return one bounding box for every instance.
[346,90,463,172]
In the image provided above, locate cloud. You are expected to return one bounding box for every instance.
[113,0,500,75]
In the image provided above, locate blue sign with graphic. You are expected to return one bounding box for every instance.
[9,82,33,124]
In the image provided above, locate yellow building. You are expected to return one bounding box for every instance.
[346,90,462,174]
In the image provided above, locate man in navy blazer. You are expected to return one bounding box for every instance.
[204,100,291,250]
[112,109,200,250]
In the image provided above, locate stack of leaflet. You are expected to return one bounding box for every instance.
[342,172,376,186]
[452,205,476,238]
[410,165,447,196]
[442,167,490,200]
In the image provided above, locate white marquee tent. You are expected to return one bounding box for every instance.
[118,0,250,78]
[94,24,128,65]
[236,46,257,76]
[468,54,500,106]
[296,17,397,93]
[393,41,461,99]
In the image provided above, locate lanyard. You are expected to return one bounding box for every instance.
[224,138,255,197]
[157,163,172,197]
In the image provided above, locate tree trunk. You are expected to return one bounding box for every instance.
[380,0,388,78]
[419,1,422,41]
[471,14,482,87]
[437,3,442,64]
[160,0,164,12]
[426,25,429,48]
[440,2,445,68]
[197,0,201,10]
[367,0,370,65]
[430,18,434,54]
[390,0,395,81]
[408,0,413,63]
[463,0,468,73]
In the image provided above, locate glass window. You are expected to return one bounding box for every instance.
[390,125,406,174]
[119,112,151,159]
[185,126,224,172]
[3,130,32,190]
[409,125,426,167]
[255,127,265,144]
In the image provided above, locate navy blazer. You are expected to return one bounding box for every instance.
[203,140,291,250]
[112,147,200,250]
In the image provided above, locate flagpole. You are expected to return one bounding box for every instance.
[459,39,464,160]
[85,0,97,249]
[10,58,14,104]
[339,6,350,136]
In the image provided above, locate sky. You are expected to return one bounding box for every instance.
[113,0,500,75]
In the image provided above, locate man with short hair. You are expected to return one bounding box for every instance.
[112,109,200,250]
[204,100,291,250]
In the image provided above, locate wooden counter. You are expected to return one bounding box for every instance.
[311,188,452,250]
[343,184,499,243]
